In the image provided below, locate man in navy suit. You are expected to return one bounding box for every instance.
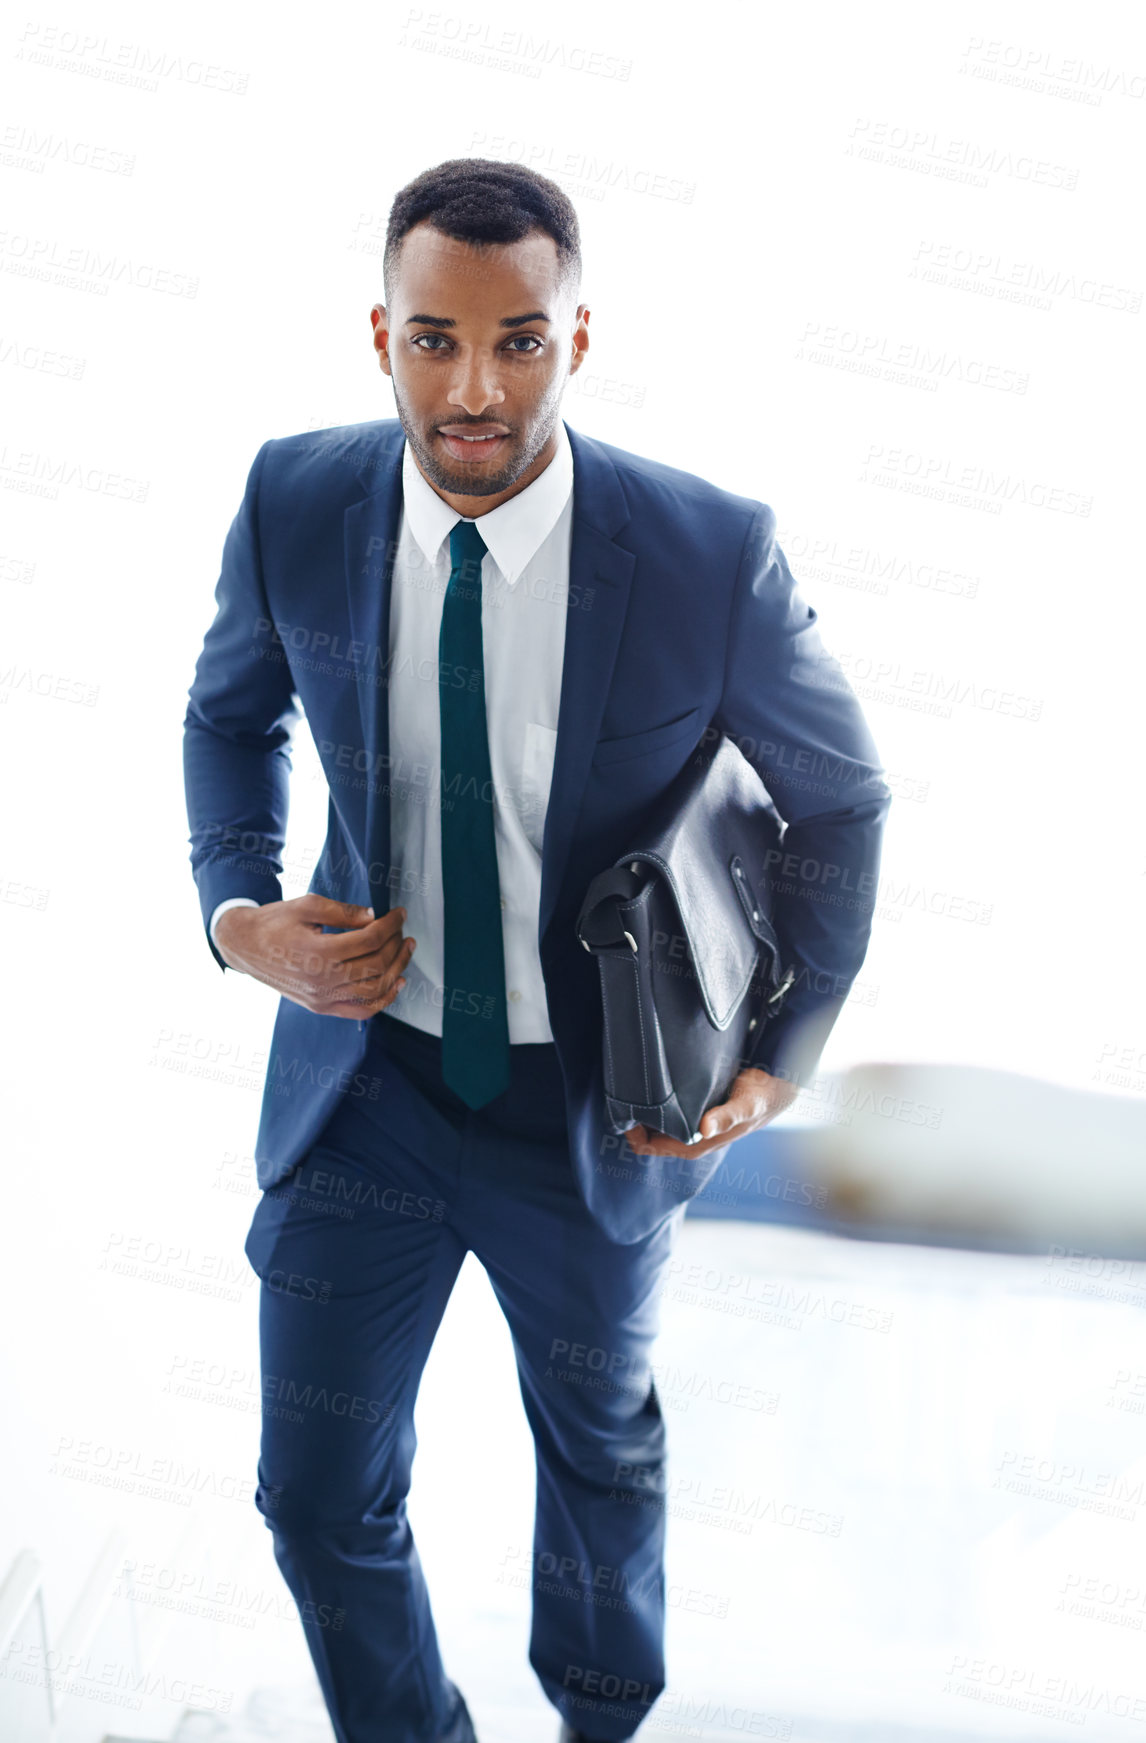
[183,158,890,1743]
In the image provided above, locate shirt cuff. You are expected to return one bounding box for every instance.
[209,897,260,952]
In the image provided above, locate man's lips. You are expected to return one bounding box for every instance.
[437,426,510,461]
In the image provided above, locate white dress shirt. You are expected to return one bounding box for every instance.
[210,421,574,1044]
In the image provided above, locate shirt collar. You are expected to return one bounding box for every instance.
[400,419,573,587]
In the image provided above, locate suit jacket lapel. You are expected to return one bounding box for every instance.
[539,424,635,946]
[340,419,636,941]
[343,426,404,923]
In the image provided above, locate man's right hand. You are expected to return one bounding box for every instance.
[214,895,416,1019]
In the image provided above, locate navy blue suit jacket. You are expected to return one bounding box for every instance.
[183,418,891,1243]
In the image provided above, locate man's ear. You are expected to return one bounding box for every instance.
[568,303,590,377]
[370,304,391,376]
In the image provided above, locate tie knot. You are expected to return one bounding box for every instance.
[449,519,488,576]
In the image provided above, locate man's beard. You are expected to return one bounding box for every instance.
[391,379,558,498]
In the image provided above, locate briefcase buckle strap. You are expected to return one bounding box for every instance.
[729,854,780,955]
[766,964,797,1009]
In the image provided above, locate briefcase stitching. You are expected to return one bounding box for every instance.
[598,948,653,1109]
[623,948,651,1104]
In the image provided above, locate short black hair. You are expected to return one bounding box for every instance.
[383,158,581,307]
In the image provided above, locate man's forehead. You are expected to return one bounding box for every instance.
[397,225,559,292]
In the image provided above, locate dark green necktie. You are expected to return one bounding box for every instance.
[438,519,511,1107]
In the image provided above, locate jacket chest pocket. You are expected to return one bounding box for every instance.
[591,705,702,767]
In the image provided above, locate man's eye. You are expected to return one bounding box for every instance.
[411,333,541,353]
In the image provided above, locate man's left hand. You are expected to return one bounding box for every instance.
[622,1066,801,1158]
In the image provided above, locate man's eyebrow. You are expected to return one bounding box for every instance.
[403,312,551,329]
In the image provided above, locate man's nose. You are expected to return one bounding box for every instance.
[446,352,506,417]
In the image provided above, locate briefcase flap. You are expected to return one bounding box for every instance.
[610,735,783,1030]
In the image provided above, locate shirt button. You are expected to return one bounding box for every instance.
[508,989,522,1002]
[500,897,506,909]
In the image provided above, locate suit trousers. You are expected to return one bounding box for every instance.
[242,1009,686,1743]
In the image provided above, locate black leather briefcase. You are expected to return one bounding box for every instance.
[575,730,796,1144]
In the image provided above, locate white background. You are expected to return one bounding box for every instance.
[2,1,1144,1737]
